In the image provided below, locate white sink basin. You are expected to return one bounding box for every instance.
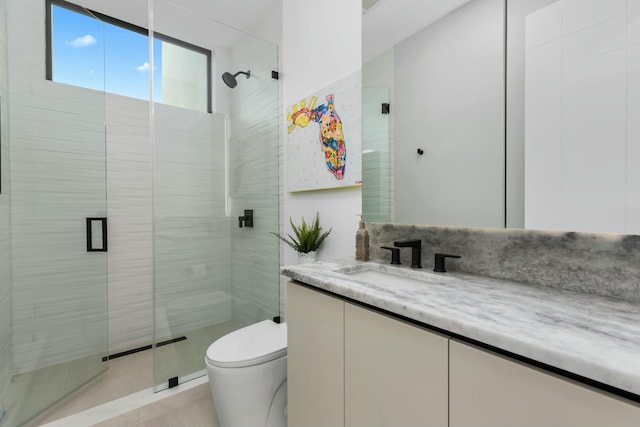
[345,264,448,289]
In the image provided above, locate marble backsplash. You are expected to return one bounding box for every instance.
[366,223,640,303]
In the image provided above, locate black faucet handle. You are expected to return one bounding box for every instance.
[238,209,254,228]
[434,253,461,273]
[381,246,401,265]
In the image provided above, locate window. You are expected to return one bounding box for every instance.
[46,0,212,113]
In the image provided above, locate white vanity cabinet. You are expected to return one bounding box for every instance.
[287,281,449,427]
[449,339,640,427]
[287,282,344,427]
[344,302,448,427]
[288,281,640,427]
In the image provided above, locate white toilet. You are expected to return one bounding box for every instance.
[205,319,287,427]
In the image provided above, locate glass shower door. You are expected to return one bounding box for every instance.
[1,1,108,425]
[0,0,10,423]
[151,0,280,391]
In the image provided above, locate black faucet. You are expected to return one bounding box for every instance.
[393,239,422,268]
[433,253,461,272]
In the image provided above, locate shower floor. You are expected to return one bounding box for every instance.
[3,321,235,427]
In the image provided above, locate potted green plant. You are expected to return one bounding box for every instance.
[272,213,331,263]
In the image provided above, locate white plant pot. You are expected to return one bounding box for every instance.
[297,251,317,264]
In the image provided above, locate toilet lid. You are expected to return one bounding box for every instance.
[206,319,287,368]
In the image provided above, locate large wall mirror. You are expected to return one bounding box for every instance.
[362,0,640,235]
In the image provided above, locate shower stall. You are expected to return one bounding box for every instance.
[0,0,280,425]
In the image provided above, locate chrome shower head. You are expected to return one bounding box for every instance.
[222,70,251,88]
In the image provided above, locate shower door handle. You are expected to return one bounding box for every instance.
[86,217,108,252]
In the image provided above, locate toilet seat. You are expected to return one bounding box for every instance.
[206,319,287,368]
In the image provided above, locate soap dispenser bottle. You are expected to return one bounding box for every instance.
[355,216,370,261]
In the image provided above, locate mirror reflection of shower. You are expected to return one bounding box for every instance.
[222,70,251,88]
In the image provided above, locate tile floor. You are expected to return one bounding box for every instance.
[25,350,152,426]
[135,394,219,427]
[3,354,113,427]
[2,321,236,426]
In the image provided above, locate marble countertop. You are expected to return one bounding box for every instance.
[282,260,640,397]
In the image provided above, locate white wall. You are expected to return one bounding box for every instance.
[393,0,504,228]
[247,0,282,47]
[282,0,362,266]
[524,0,640,234]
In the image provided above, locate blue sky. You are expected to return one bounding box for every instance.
[52,5,163,101]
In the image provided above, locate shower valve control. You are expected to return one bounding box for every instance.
[238,209,254,228]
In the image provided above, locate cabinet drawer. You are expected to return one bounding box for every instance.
[449,339,640,427]
[345,303,449,427]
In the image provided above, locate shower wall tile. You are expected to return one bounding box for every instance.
[228,36,280,327]
[0,162,10,396]
[107,96,232,352]
[105,94,154,353]
[0,0,11,397]
[0,0,5,97]
[153,104,231,341]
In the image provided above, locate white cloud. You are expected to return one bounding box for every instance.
[67,34,96,47]
[135,62,153,72]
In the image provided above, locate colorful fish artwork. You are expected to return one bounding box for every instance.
[287,94,346,180]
